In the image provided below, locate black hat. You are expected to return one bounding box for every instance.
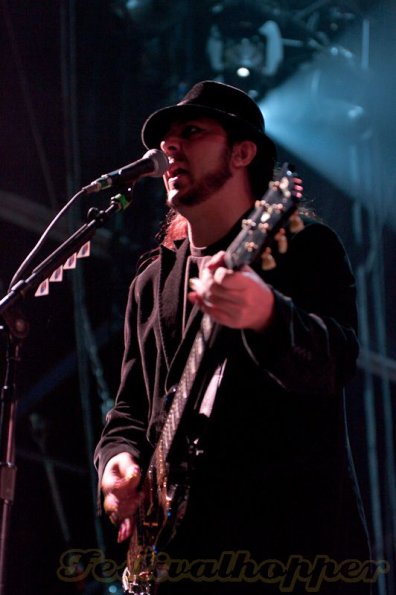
[141,80,276,162]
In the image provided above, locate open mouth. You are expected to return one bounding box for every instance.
[168,167,188,183]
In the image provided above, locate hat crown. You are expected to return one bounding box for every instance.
[178,81,265,134]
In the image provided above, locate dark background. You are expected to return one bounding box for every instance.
[0,1,395,594]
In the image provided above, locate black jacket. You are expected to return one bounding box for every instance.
[95,217,371,593]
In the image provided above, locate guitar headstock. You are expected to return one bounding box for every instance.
[224,163,303,271]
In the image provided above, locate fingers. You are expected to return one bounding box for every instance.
[117,517,133,543]
[103,490,139,520]
[204,250,226,270]
[102,452,141,494]
[114,464,141,491]
[103,486,142,543]
[103,492,119,517]
[212,266,234,286]
[188,250,275,330]
[189,262,274,331]
[105,509,134,543]
[101,453,142,534]
[190,266,256,304]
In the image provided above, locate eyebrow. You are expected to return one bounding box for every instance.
[165,118,226,135]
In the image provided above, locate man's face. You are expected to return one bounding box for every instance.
[160,116,233,209]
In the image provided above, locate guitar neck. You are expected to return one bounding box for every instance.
[154,312,216,466]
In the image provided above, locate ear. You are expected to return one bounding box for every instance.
[231,140,257,168]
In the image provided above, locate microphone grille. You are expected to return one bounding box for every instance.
[144,149,170,177]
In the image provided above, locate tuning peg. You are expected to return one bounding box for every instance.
[289,213,304,233]
[275,230,288,254]
[261,248,277,271]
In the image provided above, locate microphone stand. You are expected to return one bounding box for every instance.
[0,191,129,594]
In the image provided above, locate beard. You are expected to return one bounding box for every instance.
[166,146,233,208]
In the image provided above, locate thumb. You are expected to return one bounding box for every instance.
[116,465,141,489]
[102,453,141,493]
[205,251,226,271]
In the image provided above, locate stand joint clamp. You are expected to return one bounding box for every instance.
[0,463,17,503]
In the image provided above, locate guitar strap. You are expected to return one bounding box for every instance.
[198,359,227,418]
[182,254,210,334]
[182,253,228,419]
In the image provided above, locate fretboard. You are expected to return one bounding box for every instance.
[154,312,215,473]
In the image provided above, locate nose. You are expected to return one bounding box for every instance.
[160,134,181,154]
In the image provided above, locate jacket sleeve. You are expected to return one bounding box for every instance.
[94,276,153,484]
[241,221,359,395]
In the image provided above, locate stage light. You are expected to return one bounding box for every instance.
[206,3,284,98]
[237,67,250,77]
[259,47,373,214]
[207,17,284,97]
[205,1,364,101]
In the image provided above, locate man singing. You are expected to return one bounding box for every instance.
[95,80,371,593]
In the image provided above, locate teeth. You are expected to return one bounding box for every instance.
[169,168,185,178]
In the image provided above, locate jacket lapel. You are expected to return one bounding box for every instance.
[158,240,189,370]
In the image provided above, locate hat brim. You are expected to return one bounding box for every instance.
[141,103,276,159]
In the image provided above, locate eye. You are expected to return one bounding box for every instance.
[182,124,204,138]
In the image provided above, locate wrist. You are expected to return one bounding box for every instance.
[248,287,275,333]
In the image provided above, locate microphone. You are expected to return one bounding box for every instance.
[85,149,169,194]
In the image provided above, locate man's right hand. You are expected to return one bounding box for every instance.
[101,452,142,542]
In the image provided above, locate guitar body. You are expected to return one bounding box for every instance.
[122,450,194,593]
[144,463,190,549]
[122,164,302,594]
